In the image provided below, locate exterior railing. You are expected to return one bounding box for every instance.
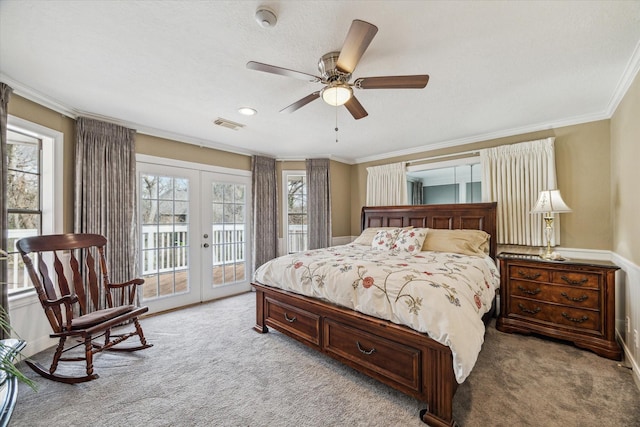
[7,224,249,291]
[141,224,245,275]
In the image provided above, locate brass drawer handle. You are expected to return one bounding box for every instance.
[356,341,376,355]
[562,312,589,323]
[517,270,541,280]
[560,275,589,286]
[517,285,541,295]
[560,292,588,303]
[518,303,541,315]
[284,313,297,323]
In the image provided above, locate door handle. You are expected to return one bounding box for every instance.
[203,243,209,248]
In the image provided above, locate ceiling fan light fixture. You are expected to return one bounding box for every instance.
[321,83,352,106]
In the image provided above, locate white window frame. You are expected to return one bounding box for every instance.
[281,170,307,254]
[7,116,64,299]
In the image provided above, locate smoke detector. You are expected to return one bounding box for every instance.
[255,7,277,28]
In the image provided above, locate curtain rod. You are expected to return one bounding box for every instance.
[406,149,480,165]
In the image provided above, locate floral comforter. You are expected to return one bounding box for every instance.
[253,244,500,383]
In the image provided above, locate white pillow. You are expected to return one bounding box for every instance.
[353,227,401,246]
[371,228,401,251]
[394,228,428,255]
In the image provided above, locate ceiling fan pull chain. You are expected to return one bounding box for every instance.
[335,106,339,143]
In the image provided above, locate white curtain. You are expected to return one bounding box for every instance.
[481,137,558,246]
[366,162,408,206]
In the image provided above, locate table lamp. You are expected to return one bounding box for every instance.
[531,189,572,259]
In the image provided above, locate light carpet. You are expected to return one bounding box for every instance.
[10,292,640,426]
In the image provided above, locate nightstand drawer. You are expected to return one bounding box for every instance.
[509,265,550,282]
[510,297,600,332]
[509,280,600,309]
[550,271,599,289]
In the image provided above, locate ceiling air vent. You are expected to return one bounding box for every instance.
[213,118,245,130]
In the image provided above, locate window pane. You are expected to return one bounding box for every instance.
[234,185,245,202]
[212,183,224,202]
[8,213,40,233]
[7,170,39,210]
[141,200,158,224]
[174,178,188,200]
[7,131,39,172]
[212,203,223,223]
[158,177,174,200]
[141,174,158,199]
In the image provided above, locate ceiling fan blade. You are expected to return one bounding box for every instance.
[280,92,321,113]
[355,75,430,89]
[336,20,378,74]
[246,61,321,82]
[344,96,368,120]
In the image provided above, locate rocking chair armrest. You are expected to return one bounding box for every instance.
[43,294,79,307]
[106,278,145,289]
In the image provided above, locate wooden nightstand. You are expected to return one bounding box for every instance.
[496,253,622,360]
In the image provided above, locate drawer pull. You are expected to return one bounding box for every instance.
[517,285,541,295]
[560,292,588,303]
[560,275,588,286]
[284,313,297,323]
[517,270,541,280]
[518,303,541,315]
[356,341,376,355]
[562,312,589,323]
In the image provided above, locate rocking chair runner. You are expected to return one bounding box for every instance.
[16,233,152,384]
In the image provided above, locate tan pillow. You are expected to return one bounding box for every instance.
[421,228,490,257]
[353,227,400,246]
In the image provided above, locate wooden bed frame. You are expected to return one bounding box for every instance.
[253,202,497,427]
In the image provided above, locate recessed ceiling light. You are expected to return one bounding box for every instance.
[238,107,257,116]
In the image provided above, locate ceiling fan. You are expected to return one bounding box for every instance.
[246,19,429,120]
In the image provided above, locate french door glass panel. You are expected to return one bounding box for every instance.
[202,172,251,300]
[138,164,201,312]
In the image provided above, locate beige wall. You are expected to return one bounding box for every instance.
[351,120,613,251]
[136,133,251,171]
[611,71,640,265]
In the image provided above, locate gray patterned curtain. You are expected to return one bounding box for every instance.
[251,155,278,270]
[74,117,138,311]
[0,83,13,338]
[306,158,331,249]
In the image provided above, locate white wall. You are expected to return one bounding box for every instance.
[9,294,56,358]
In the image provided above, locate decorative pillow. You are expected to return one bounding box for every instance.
[421,228,490,257]
[353,227,400,246]
[371,228,402,251]
[394,228,428,255]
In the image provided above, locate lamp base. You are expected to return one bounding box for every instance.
[538,250,565,261]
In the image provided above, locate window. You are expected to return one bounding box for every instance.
[6,117,63,296]
[406,157,481,205]
[283,172,307,253]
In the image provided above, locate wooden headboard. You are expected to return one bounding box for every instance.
[361,202,498,260]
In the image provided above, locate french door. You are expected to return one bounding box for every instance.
[137,158,251,313]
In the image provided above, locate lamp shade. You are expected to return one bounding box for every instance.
[531,189,572,214]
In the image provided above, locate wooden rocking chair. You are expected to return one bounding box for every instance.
[16,233,152,384]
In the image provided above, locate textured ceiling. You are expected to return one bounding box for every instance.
[1,1,640,164]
